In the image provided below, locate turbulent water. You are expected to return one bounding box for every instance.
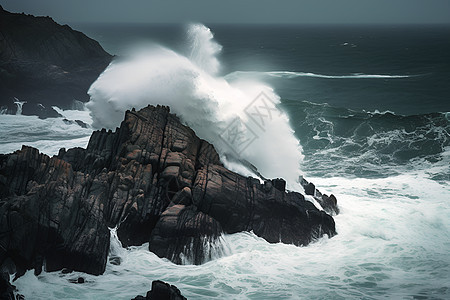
[2,23,450,299]
[86,24,302,186]
[0,107,93,156]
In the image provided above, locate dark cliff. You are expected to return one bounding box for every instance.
[0,6,112,116]
[0,105,337,278]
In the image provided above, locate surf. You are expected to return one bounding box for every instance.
[87,24,303,188]
[226,70,416,80]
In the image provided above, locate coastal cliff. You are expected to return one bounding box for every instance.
[0,105,337,278]
[0,6,111,117]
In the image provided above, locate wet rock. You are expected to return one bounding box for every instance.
[272,178,286,192]
[0,105,337,278]
[74,120,88,128]
[133,280,186,300]
[68,277,85,284]
[0,146,110,276]
[149,205,222,264]
[300,176,340,215]
[22,103,62,119]
[192,166,336,245]
[319,194,340,215]
[108,256,121,266]
[304,182,316,196]
[0,272,15,300]
[62,119,89,128]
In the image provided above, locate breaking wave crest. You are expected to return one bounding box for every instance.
[283,100,450,179]
[87,24,303,187]
[226,71,416,80]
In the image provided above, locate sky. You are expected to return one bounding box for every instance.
[1,0,450,24]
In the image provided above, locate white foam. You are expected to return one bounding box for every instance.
[0,110,93,156]
[87,24,303,188]
[13,98,27,115]
[14,170,450,299]
[227,70,414,80]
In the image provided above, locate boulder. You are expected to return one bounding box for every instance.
[132,280,186,300]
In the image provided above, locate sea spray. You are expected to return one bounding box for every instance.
[179,235,232,265]
[7,23,450,300]
[187,24,222,75]
[87,24,303,188]
[13,98,26,115]
[108,227,126,266]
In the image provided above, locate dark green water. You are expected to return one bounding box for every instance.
[10,23,449,299]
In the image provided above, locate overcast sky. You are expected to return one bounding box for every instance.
[2,0,450,24]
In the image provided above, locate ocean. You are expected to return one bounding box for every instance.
[1,23,449,299]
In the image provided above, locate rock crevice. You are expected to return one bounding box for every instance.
[0,105,338,278]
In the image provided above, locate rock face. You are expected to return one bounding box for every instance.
[0,272,15,300]
[0,105,337,278]
[132,280,187,300]
[0,6,111,116]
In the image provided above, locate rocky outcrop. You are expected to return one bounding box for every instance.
[0,272,15,300]
[0,105,337,279]
[0,146,110,278]
[133,280,187,300]
[0,6,112,116]
[300,176,340,215]
[149,204,223,265]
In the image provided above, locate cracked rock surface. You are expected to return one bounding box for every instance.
[0,105,337,277]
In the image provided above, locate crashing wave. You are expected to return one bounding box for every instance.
[87,24,303,188]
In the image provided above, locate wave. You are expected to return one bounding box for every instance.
[14,173,450,299]
[282,100,450,179]
[87,24,303,188]
[0,108,93,156]
[226,71,416,80]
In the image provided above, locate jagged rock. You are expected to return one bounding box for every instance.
[272,178,286,192]
[0,7,111,115]
[149,204,223,264]
[0,147,110,277]
[0,105,337,279]
[132,280,187,300]
[74,120,89,128]
[22,103,62,119]
[0,272,15,300]
[62,118,89,128]
[299,176,340,215]
[192,165,335,245]
[303,182,316,196]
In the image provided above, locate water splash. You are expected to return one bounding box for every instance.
[87,24,303,188]
[187,24,222,75]
[13,98,27,115]
[179,235,232,265]
[108,227,126,265]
